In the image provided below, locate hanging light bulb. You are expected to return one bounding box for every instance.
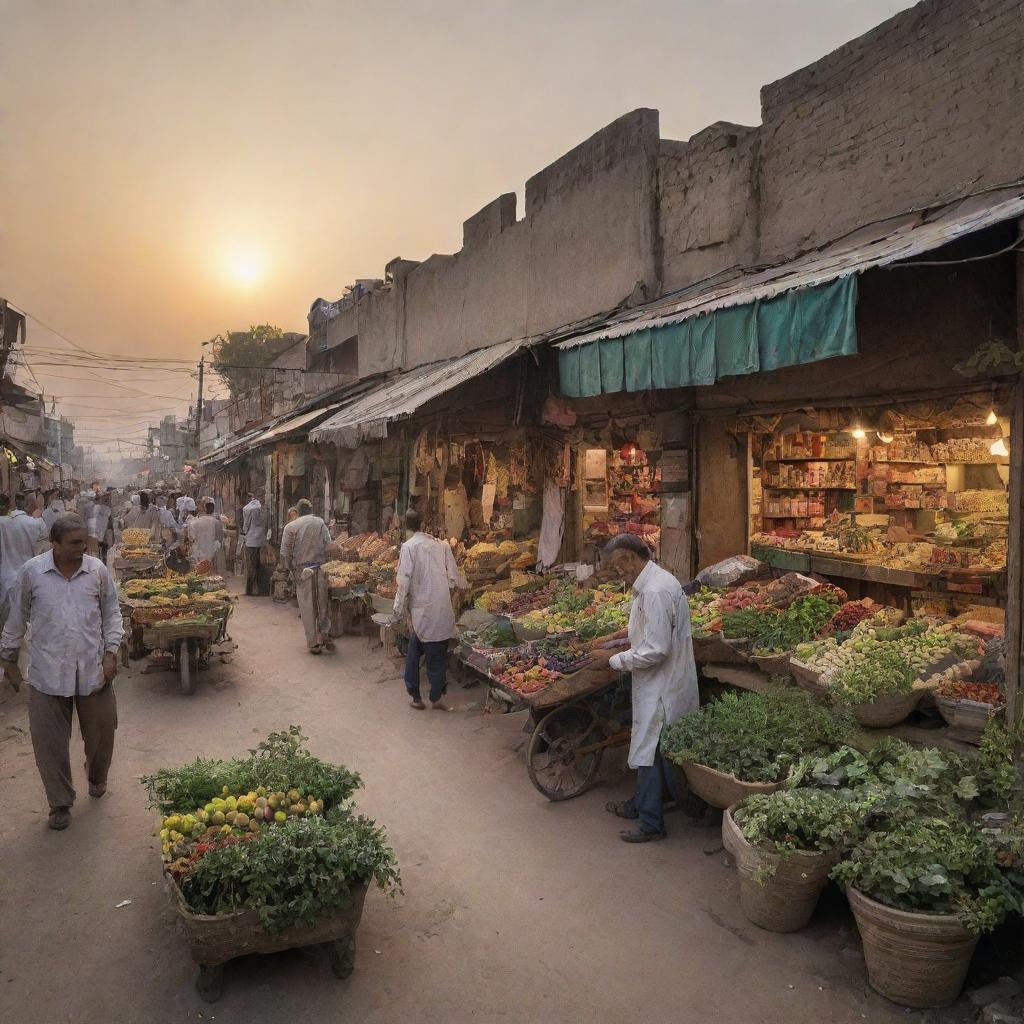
[851,427,867,440]
[877,431,894,444]
[990,437,1009,457]
[986,409,999,427]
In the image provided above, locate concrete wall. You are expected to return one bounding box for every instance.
[658,123,759,295]
[756,0,1024,261]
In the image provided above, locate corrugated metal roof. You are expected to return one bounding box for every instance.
[310,336,530,447]
[254,403,345,444]
[557,184,1024,349]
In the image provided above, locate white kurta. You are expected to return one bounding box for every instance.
[609,560,699,768]
[187,514,223,563]
[393,532,467,642]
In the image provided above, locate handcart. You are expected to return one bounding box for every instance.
[141,611,231,695]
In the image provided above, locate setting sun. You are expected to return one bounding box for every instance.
[226,247,265,288]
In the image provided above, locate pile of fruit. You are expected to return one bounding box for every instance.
[534,637,592,675]
[336,533,395,562]
[322,560,369,588]
[475,578,558,615]
[819,600,878,636]
[935,680,1003,705]
[122,527,155,547]
[497,657,561,694]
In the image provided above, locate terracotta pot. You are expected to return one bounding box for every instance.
[722,805,840,932]
[680,762,781,810]
[847,886,978,1008]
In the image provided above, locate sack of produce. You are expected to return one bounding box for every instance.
[695,555,766,590]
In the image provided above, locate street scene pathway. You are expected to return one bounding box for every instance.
[2,591,914,1024]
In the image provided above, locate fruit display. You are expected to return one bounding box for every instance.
[335,532,396,562]
[322,560,369,588]
[935,680,1003,705]
[819,600,878,637]
[143,727,400,931]
[122,527,155,547]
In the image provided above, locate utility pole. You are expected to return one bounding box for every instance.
[194,354,205,453]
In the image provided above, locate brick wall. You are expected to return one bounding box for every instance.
[757,0,1024,260]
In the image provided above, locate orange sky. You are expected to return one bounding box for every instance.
[0,0,908,451]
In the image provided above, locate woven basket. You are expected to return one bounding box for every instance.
[748,651,792,677]
[722,806,840,932]
[692,633,750,665]
[789,658,829,699]
[843,690,923,728]
[680,762,781,810]
[163,868,368,966]
[934,695,1003,739]
[847,886,978,1008]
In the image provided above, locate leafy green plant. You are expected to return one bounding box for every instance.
[832,817,1021,933]
[179,810,401,930]
[827,648,914,706]
[721,607,778,641]
[752,594,840,654]
[142,726,362,813]
[976,719,1023,809]
[736,789,868,855]
[661,690,855,783]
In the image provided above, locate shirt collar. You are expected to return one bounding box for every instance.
[632,559,658,594]
[42,549,94,578]
[9,509,26,518]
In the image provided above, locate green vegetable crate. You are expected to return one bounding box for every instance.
[163,868,368,1002]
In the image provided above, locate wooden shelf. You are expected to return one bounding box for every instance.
[763,486,856,492]
[763,456,854,462]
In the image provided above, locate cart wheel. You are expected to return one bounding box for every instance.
[527,703,604,801]
[328,937,356,979]
[196,963,224,1002]
[178,638,197,695]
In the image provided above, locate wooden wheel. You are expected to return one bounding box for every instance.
[178,638,198,695]
[527,703,604,801]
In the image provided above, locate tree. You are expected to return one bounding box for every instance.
[208,324,293,398]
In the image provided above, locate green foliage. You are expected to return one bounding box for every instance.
[827,648,915,706]
[660,690,855,784]
[953,339,1024,378]
[752,595,840,654]
[721,607,778,641]
[976,719,1023,808]
[832,817,1021,933]
[209,324,292,398]
[736,789,869,855]
[179,810,401,931]
[142,726,362,813]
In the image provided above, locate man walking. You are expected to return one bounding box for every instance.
[187,500,224,570]
[87,492,112,560]
[0,493,49,610]
[280,498,334,654]
[590,533,698,843]
[0,514,124,830]
[240,494,269,596]
[393,508,467,710]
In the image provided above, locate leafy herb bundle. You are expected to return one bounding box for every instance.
[827,648,915,706]
[722,594,838,652]
[661,690,855,784]
[736,789,868,855]
[179,810,401,931]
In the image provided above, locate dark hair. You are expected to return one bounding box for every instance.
[0,493,9,510]
[139,492,150,509]
[296,498,313,514]
[205,501,215,514]
[405,508,422,531]
[604,533,652,562]
[51,512,87,543]
[14,493,25,510]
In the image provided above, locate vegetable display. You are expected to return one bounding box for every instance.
[143,727,399,932]
[661,690,855,784]
[736,789,868,855]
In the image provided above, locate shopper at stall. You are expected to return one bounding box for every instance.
[590,533,698,843]
[187,500,224,571]
[394,507,467,710]
[241,493,269,596]
[155,493,178,549]
[0,513,124,830]
[125,491,160,536]
[280,498,334,654]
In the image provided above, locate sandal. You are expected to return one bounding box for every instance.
[605,800,639,820]
[309,645,323,655]
[620,828,666,843]
[410,699,426,710]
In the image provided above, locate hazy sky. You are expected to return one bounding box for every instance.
[0,0,909,449]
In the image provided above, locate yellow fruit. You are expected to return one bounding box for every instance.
[256,786,267,797]
[204,803,217,815]
[234,813,250,828]
[163,815,181,830]
[295,802,306,814]
[211,811,225,826]
[248,819,261,833]
[170,831,183,843]
[196,810,209,823]
[159,828,170,841]
[225,796,237,811]
[274,811,287,823]
[286,789,300,802]
[222,786,230,796]
[212,798,226,811]
[220,823,232,834]
[254,797,267,809]
[267,795,280,809]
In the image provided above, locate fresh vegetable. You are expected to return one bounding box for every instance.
[827,648,915,706]
[735,789,868,855]
[936,680,1003,704]
[661,690,855,784]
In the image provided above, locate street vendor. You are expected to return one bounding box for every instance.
[187,500,225,572]
[393,507,467,710]
[279,498,334,655]
[590,533,698,843]
[0,513,124,830]
[240,493,268,596]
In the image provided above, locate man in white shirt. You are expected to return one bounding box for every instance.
[41,489,66,529]
[187,500,224,569]
[280,498,334,654]
[0,513,124,830]
[87,493,112,560]
[0,493,49,610]
[393,508,467,710]
[590,533,698,843]
[240,494,269,596]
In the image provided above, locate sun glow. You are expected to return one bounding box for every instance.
[225,247,265,288]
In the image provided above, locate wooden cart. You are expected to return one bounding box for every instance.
[163,868,367,1002]
[473,654,631,801]
[142,615,230,695]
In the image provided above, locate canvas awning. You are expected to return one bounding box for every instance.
[556,183,1024,397]
[309,336,531,448]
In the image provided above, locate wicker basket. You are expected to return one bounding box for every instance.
[843,690,923,728]
[748,651,793,677]
[847,886,979,1008]
[679,761,781,810]
[722,805,840,932]
[934,694,1003,739]
[692,633,750,665]
[789,658,830,699]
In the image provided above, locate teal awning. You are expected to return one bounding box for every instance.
[558,276,858,398]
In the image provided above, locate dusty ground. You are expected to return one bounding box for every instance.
[0,590,971,1024]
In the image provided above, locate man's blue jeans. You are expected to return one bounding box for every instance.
[405,633,449,703]
[624,750,682,835]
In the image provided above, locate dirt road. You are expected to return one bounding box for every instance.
[0,592,915,1024]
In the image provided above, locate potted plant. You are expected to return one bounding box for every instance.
[832,817,1021,1008]
[723,790,867,932]
[660,690,854,809]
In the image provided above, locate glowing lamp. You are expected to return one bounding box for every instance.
[851,427,867,440]
[990,438,1009,457]
[986,410,999,426]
